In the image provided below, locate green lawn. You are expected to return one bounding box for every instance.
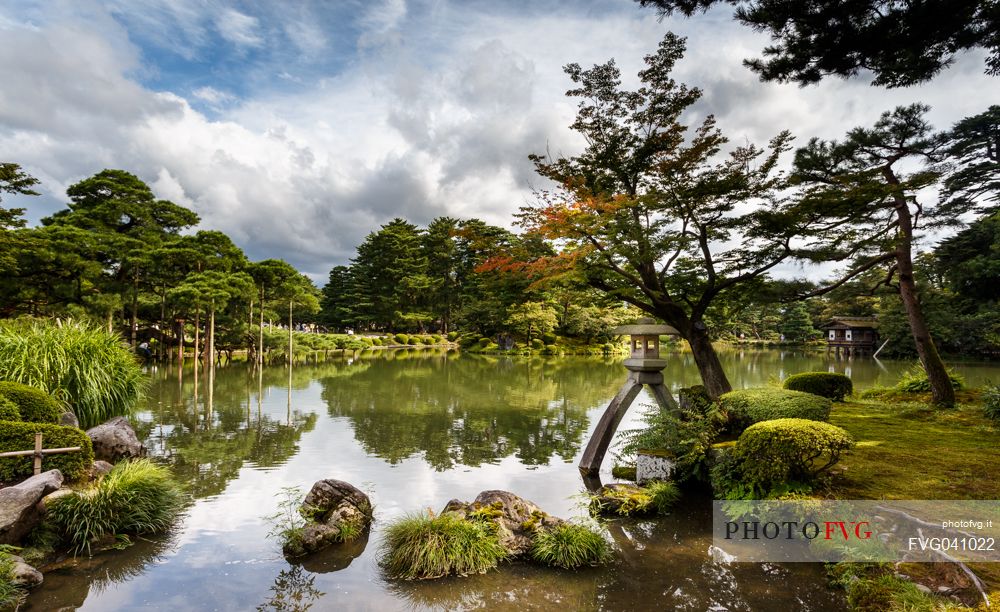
[827,393,999,500]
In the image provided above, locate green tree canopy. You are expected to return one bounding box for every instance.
[636,0,1000,87]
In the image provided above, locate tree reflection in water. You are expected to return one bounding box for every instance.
[320,353,624,470]
[255,565,324,612]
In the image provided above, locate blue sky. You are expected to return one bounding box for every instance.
[2,0,997,280]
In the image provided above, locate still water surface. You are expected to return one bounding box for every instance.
[25,349,1000,611]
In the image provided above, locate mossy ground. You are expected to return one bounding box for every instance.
[824,393,1000,608]
[826,396,1000,500]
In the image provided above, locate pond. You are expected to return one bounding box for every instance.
[24,349,1000,611]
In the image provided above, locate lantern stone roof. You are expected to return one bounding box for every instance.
[613,317,680,336]
[820,316,879,330]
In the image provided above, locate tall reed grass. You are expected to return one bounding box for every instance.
[0,319,145,428]
[45,459,185,556]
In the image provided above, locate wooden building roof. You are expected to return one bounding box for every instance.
[821,316,879,330]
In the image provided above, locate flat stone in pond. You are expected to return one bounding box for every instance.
[0,469,63,545]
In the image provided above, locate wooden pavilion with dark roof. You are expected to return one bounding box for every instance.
[821,316,880,356]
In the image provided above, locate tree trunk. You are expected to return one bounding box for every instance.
[686,323,732,399]
[288,300,293,368]
[886,167,955,408]
[248,297,254,365]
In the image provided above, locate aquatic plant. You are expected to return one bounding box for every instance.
[0,319,145,428]
[379,512,508,579]
[46,459,184,555]
[265,486,306,547]
[529,522,610,569]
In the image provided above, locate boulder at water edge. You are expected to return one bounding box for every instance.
[9,555,43,588]
[442,490,563,556]
[86,417,145,462]
[283,479,373,558]
[0,469,63,545]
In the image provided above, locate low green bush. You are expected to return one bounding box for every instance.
[530,338,544,350]
[478,337,491,347]
[542,345,558,354]
[984,384,1000,422]
[370,337,382,346]
[394,333,408,345]
[0,397,19,422]
[720,418,854,496]
[431,334,443,343]
[540,332,557,345]
[0,421,93,481]
[45,458,184,555]
[618,401,724,483]
[529,523,609,569]
[407,337,420,346]
[0,381,63,424]
[359,337,373,347]
[446,332,459,342]
[895,365,964,393]
[420,336,434,345]
[783,372,853,401]
[379,512,508,579]
[719,388,832,433]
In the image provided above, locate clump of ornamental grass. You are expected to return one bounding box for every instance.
[379,512,509,579]
[46,459,184,555]
[0,319,145,427]
[529,522,610,569]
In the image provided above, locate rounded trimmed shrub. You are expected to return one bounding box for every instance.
[393,333,409,345]
[431,334,443,343]
[719,388,832,433]
[542,345,558,355]
[407,337,420,345]
[0,382,63,424]
[0,397,19,422]
[729,418,854,493]
[0,421,94,481]
[446,331,459,342]
[530,338,544,350]
[420,336,434,345]
[540,332,557,345]
[783,372,853,401]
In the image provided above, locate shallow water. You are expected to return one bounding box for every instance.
[24,349,1000,611]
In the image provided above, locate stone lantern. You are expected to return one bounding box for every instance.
[578,317,680,477]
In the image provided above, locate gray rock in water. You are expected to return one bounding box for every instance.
[8,555,42,588]
[86,417,145,462]
[442,490,562,556]
[0,469,63,545]
[283,479,373,558]
[59,411,79,428]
